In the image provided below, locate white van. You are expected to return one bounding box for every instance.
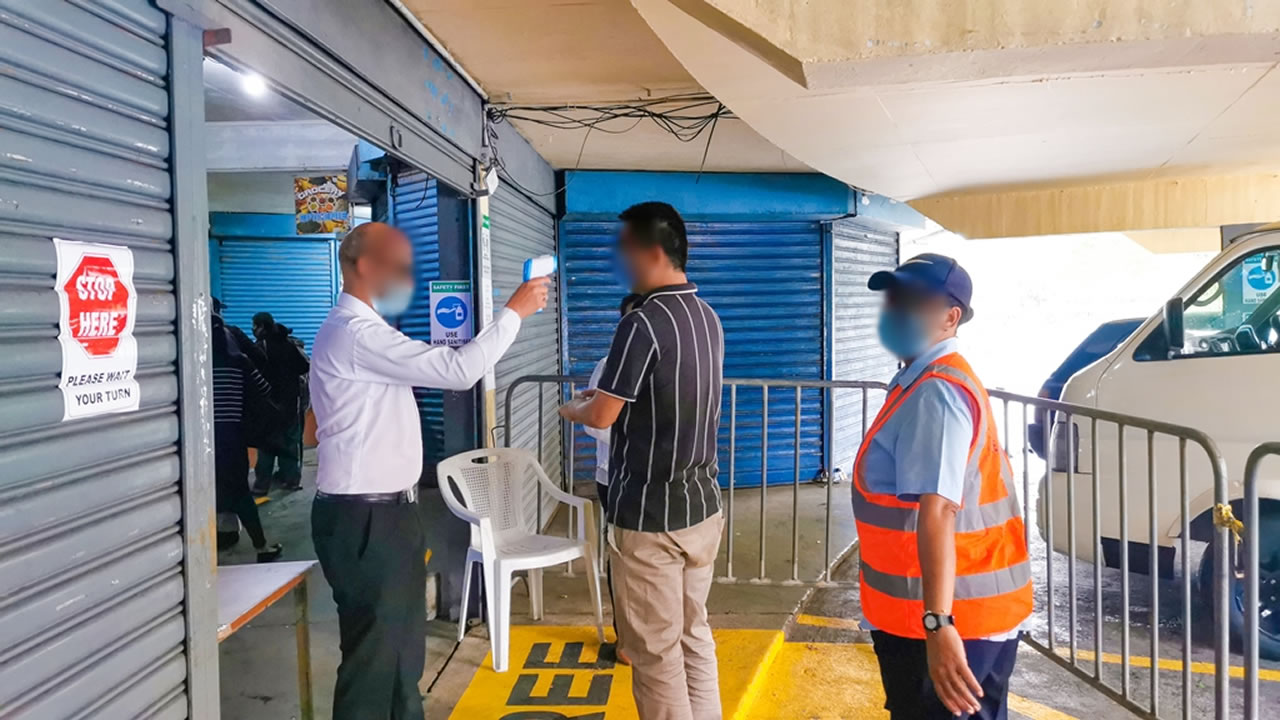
[1040,225,1280,655]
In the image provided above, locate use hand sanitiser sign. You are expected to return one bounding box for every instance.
[53,239,140,420]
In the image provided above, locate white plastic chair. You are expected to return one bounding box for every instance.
[437,447,605,672]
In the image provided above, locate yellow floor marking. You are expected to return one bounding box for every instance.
[731,630,784,720]
[1059,648,1280,682]
[1008,693,1081,720]
[795,613,863,632]
[449,625,782,719]
[253,495,270,506]
[746,642,1080,719]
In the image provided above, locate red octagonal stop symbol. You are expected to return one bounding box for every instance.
[63,254,131,356]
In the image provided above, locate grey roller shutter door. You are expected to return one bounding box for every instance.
[491,188,562,521]
[829,218,898,475]
[0,1,189,718]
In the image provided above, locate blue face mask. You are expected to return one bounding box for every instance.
[373,282,414,317]
[877,308,932,360]
[611,250,635,291]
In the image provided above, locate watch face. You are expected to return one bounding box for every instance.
[923,614,939,631]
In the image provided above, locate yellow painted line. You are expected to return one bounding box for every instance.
[449,625,781,719]
[749,642,1080,719]
[795,613,863,632]
[731,630,784,720]
[1059,648,1280,682]
[1009,693,1080,720]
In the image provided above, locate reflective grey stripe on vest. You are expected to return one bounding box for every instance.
[851,488,1023,534]
[861,559,1032,601]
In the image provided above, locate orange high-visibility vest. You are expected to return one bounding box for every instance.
[852,352,1032,639]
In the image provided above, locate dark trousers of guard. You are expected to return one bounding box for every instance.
[871,631,1019,720]
[313,497,426,720]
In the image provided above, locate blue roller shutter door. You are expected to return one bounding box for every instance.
[829,218,898,475]
[0,1,191,716]
[389,170,445,472]
[563,220,825,487]
[212,213,339,351]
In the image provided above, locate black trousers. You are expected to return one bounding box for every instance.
[596,482,619,635]
[870,630,1020,720]
[214,423,267,548]
[312,497,426,720]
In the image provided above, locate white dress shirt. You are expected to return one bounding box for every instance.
[310,293,521,494]
[584,357,610,486]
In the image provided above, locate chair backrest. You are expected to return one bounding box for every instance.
[437,448,545,547]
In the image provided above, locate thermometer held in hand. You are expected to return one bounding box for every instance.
[522,255,557,313]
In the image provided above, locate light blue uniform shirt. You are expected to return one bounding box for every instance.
[859,337,974,506]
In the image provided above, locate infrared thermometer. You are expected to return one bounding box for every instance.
[522,255,557,313]
[523,254,557,281]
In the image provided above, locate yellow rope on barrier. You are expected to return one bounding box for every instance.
[1213,503,1243,545]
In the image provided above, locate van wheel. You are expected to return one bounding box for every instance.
[1198,509,1280,660]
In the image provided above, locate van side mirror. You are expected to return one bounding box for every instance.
[1162,297,1185,357]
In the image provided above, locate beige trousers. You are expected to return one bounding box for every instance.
[611,513,724,720]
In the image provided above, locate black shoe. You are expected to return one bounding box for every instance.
[217,530,240,552]
[256,543,283,563]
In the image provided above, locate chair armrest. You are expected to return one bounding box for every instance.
[531,468,595,541]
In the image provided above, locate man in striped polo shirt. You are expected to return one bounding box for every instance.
[560,201,725,720]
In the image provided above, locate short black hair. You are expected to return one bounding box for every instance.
[619,293,643,315]
[618,201,687,271]
[252,311,274,327]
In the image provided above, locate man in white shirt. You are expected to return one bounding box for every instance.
[310,222,548,720]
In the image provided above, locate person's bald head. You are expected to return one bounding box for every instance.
[338,222,414,307]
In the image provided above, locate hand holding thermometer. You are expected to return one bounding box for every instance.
[522,255,557,312]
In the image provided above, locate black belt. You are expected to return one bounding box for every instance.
[315,487,418,504]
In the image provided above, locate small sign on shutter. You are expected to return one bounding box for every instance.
[53,239,141,420]
[429,280,473,346]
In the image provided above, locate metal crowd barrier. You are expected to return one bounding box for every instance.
[988,389,1235,720]
[503,374,1252,720]
[1242,442,1279,720]
[503,374,888,585]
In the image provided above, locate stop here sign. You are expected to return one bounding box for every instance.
[54,239,140,420]
[64,254,131,356]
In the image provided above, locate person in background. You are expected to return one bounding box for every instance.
[580,292,642,665]
[853,254,1032,719]
[212,297,269,551]
[211,307,283,564]
[310,222,548,720]
[252,311,310,493]
[559,202,725,720]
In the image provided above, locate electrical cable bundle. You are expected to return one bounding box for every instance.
[485,94,731,197]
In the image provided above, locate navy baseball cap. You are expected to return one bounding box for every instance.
[868,253,974,322]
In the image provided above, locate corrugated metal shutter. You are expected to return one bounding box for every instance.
[491,188,562,519]
[0,1,190,718]
[563,220,825,487]
[829,218,898,475]
[212,213,339,352]
[389,169,445,473]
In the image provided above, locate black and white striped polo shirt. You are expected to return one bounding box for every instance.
[597,282,724,532]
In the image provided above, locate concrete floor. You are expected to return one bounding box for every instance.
[217,449,1277,718]
[215,457,831,719]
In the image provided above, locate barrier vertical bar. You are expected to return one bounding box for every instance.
[1022,403,1031,551]
[759,385,769,580]
[1118,424,1131,700]
[823,392,836,581]
[1179,438,1191,720]
[1243,444,1270,720]
[1214,446,1230,720]
[1066,412,1077,664]
[1147,430,1159,716]
[1092,419,1103,682]
[792,386,801,583]
[1044,412,1055,650]
[727,384,737,580]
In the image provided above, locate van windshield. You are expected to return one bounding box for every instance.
[1180,247,1280,355]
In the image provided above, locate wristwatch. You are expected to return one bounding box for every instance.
[922,611,956,633]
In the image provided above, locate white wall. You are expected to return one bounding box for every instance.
[902,231,1216,394]
[208,171,304,214]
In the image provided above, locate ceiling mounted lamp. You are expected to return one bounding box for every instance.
[240,71,267,98]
